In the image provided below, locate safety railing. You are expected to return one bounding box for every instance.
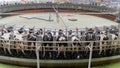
[0,3,115,13]
[0,39,120,54]
[0,39,120,68]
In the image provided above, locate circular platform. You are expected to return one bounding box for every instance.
[0,12,118,29]
[0,55,119,67]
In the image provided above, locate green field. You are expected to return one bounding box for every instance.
[0,63,27,68]
[92,62,120,68]
[0,62,120,68]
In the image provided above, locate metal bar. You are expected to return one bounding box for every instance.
[88,42,93,68]
[1,39,120,43]
[0,12,118,15]
[52,5,59,23]
[118,23,120,39]
[36,47,40,68]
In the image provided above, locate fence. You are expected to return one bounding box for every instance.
[0,38,120,68]
[0,39,120,56]
[0,3,115,13]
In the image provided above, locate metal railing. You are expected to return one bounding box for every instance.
[0,38,120,68]
[0,39,119,55]
[0,3,116,13]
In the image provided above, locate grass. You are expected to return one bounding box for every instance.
[92,62,120,68]
[0,62,120,68]
[0,63,27,68]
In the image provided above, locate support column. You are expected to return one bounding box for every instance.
[88,42,93,68]
[36,45,40,68]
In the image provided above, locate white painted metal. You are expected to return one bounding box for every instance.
[88,42,93,68]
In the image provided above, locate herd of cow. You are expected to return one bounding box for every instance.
[0,25,119,59]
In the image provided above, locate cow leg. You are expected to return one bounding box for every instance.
[63,46,66,58]
[57,47,60,58]
[61,45,66,59]
[46,44,51,59]
[110,42,113,54]
[85,46,88,55]
[21,49,25,55]
[56,44,60,58]
[49,52,52,58]
[7,47,12,55]
[15,43,20,54]
[103,42,107,55]
[20,43,26,56]
[63,51,66,58]
[5,43,12,55]
[99,47,102,55]
[36,45,42,58]
[85,44,90,55]
[3,48,6,54]
[16,49,19,54]
[2,43,6,55]
[49,44,52,59]
[75,44,79,53]
[99,42,103,55]
[29,42,34,56]
[72,44,74,54]
[110,42,116,54]
[31,42,34,51]
[113,47,116,55]
[76,46,79,58]
[113,42,117,54]
[42,46,45,58]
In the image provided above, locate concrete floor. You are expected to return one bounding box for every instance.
[0,12,118,30]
